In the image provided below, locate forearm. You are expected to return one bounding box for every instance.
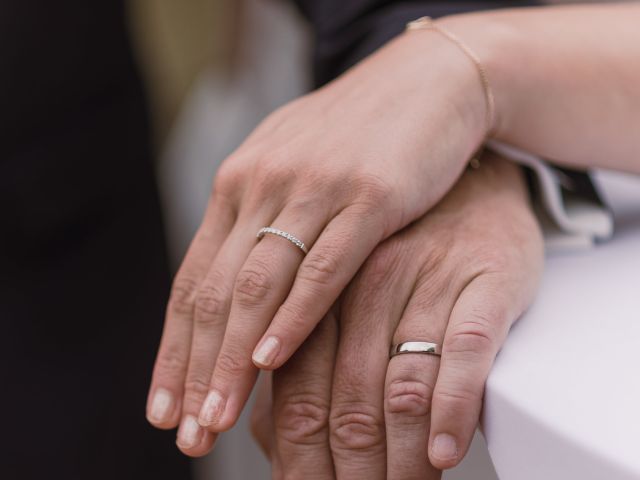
[439,3,640,173]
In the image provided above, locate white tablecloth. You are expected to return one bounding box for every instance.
[484,171,640,479]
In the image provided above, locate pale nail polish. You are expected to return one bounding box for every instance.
[431,433,458,460]
[198,390,225,427]
[148,388,173,423]
[252,336,280,367]
[177,415,202,449]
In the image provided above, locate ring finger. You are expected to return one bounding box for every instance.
[197,201,333,431]
[384,285,453,480]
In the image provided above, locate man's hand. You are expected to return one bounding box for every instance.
[251,153,544,478]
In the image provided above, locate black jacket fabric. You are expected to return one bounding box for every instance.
[293,0,539,86]
[0,2,189,479]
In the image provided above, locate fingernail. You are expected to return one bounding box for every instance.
[148,388,173,424]
[252,336,280,367]
[177,415,203,449]
[432,433,458,461]
[198,390,225,427]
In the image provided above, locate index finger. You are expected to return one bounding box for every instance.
[429,273,523,470]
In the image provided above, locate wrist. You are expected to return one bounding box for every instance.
[389,26,490,151]
[435,11,526,140]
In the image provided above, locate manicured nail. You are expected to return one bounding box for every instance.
[177,415,202,449]
[252,336,281,367]
[198,390,225,427]
[148,388,173,424]
[431,433,458,461]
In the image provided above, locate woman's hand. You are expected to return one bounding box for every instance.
[146,27,489,454]
[251,152,544,478]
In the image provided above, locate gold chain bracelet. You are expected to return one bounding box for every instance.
[406,16,495,137]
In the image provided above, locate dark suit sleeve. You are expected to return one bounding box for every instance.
[292,0,538,86]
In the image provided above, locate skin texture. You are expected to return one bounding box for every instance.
[147,27,488,455]
[148,1,640,463]
[440,3,640,174]
[251,153,544,478]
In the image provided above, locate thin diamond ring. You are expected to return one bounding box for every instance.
[257,227,309,255]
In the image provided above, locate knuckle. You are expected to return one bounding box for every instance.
[275,393,329,446]
[435,385,479,410]
[168,276,199,316]
[215,349,248,378]
[474,248,510,274]
[301,168,346,202]
[352,173,394,207]
[155,346,188,381]
[234,262,275,306]
[487,250,510,271]
[183,376,212,401]
[286,197,312,217]
[329,404,384,452]
[194,283,230,324]
[274,301,308,334]
[253,156,292,192]
[213,158,243,198]
[298,248,341,289]
[286,194,327,219]
[446,316,498,356]
[385,378,434,418]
